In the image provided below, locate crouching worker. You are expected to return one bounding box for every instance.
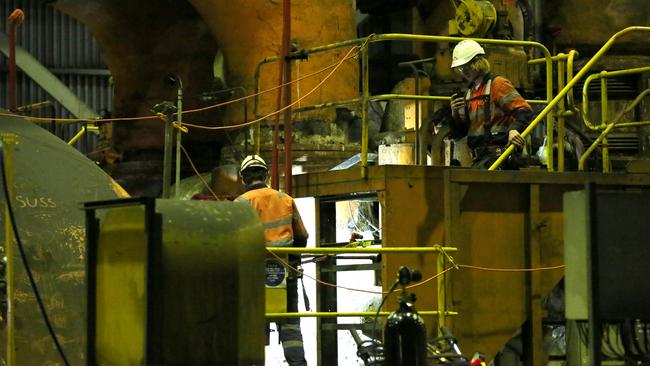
[449,40,533,169]
[235,155,308,366]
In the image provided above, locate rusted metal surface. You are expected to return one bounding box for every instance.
[293,165,650,361]
[0,113,123,365]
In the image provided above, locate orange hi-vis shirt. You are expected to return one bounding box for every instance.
[463,75,532,149]
[235,185,308,247]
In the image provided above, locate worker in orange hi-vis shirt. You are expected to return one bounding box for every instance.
[235,155,308,366]
[449,40,533,169]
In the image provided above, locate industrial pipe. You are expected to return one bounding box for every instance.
[283,54,293,195]
[7,9,25,112]
[271,0,291,190]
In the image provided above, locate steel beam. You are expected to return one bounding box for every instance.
[0,32,99,119]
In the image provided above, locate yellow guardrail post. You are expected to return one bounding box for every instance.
[1,133,17,366]
[490,26,650,171]
[557,54,566,172]
[566,50,580,114]
[600,73,611,172]
[436,250,446,336]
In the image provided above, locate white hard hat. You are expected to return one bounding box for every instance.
[451,40,485,68]
[240,154,267,173]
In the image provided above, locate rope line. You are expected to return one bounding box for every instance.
[180,145,220,200]
[266,248,564,296]
[458,264,566,272]
[181,45,361,131]
[0,44,362,125]
[181,47,361,115]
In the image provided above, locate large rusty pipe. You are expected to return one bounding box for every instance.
[7,10,25,112]
[282,0,293,195]
[271,0,291,190]
[283,60,293,195]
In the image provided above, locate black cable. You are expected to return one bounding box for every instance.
[0,141,70,366]
[371,280,400,344]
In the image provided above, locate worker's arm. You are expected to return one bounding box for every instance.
[494,77,532,146]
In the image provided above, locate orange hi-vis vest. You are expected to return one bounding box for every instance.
[235,186,307,247]
[464,75,532,149]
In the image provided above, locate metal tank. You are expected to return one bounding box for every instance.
[87,198,265,365]
[0,112,125,365]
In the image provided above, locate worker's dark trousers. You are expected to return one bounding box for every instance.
[279,276,307,366]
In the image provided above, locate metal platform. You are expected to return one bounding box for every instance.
[292,165,650,365]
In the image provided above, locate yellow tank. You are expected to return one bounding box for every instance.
[92,199,265,366]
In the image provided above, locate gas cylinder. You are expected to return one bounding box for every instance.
[383,267,428,366]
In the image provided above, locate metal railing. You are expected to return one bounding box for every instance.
[579,66,650,172]
[254,34,554,175]
[579,88,650,172]
[66,125,99,146]
[489,26,650,170]
[266,245,459,336]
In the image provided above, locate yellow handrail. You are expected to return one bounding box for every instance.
[364,34,554,173]
[529,50,580,171]
[266,310,459,319]
[254,33,555,174]
[566,50,580,114]
[489,26,650,171]
[67,125,99,145]
[578,88,650,171]
[581,66,650,130]
[268,246,456,254]
[268,245,458,333]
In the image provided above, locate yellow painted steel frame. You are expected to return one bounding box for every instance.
[489,26,650,171]
[581,66,650,172]
[528,50,580,172]
[579,88,650,172]
[581,66,650,130]
[267,246,458,333]
[1,133,17,366]
[67,125,99,145]
[292,165,650,363]
[254,34,554,174]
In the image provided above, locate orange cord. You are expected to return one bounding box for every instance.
[0,44,361,125]
[181,45,361,131]
[180,145,220,201]
[459,264,565,272]
[266,248,564,296]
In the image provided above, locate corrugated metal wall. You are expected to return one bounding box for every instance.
[1,0,112,153]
